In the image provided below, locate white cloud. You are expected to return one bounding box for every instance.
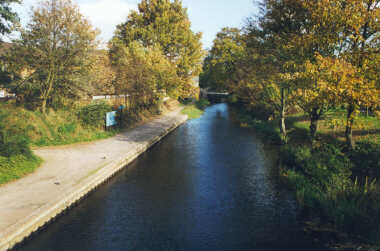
[77,0,137,43]
[9,0,136,43]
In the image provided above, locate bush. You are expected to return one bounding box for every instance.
[349,141,380,179]
[77,101,112,128]
[119,109,138,127]
[246,103,274,121]
[281,143,379,244]
[195,98,210,110]
[280,144,351,190]
[0,110,32,157]
[179,97,194,105]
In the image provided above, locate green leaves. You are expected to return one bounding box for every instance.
[200,28,246,92]
[110,0,203,99]
[5,0,99,111]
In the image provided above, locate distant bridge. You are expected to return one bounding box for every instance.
[200,88,230,99]
[200,88,230,102]
[206,91,229,96]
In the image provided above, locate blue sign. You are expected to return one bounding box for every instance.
[106,111,117,127]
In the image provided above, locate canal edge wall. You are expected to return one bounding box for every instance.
[0,113,188,251]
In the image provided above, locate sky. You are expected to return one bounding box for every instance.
[12,0,259,49]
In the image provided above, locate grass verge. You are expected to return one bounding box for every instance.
[181,104,204,119]
[0,154,42,185]
[181,99,210,120]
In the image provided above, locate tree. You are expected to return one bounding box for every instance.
[200,27,246,92]
[243,0,310,142]
[111,0,203,98]
[5,0,99,112]
[110,41,182,105]
[304,0,380,148]
[86,50,116,96]
[0,0,21,89]
[0,0,20,38]
[293,57,335,141]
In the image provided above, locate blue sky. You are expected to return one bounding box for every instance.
[13,0,259,49]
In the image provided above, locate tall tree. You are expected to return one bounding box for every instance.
[200,27,246,92]
[5,0,99,112]
[110,41,182,104]
[110,0,203,98]
[243,0,311,142]
[304,0,380,148]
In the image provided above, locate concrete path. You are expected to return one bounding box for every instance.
[0,108,187,250]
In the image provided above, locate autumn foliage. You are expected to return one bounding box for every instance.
[202,0,379,148]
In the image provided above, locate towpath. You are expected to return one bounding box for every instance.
[0,108,187,250]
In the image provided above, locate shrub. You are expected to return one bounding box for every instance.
[195,98,210,110]
[281,143,379,244]
[77,101,112,128]
[280,144,352,190]
[349,141,380,179]
[246,103,274,121]
[0,110,32,157]
[179,97,194,105]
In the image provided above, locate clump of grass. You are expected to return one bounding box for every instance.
[0,154,42,185]
[181,104,204,119]
[0,106,42,184]
[180,98,210,119]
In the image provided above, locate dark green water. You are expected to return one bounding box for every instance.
[16,103,319,251]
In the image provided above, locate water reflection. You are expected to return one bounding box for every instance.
[16,103,318,251]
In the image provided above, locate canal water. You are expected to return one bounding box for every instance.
[17,104,319,251]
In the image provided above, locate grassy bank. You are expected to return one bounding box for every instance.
[181,99,210,119]
[0,100,172,184]
[0,154,42,184]
[232,106,380,248]
[0,102,118,147]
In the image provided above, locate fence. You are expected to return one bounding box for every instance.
[78,92,167,110]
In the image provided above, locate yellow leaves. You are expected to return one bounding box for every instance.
[291,52,379,115]
[325,118,345,132]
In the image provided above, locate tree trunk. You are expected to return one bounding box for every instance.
[41,98,47,114]
[345,104,355,149]
[310,107,320,144]
[40,70,55,114]
[279,88,287,143]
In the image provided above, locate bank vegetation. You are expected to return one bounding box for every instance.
[0,0,203,184]
[200,0,379,248]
